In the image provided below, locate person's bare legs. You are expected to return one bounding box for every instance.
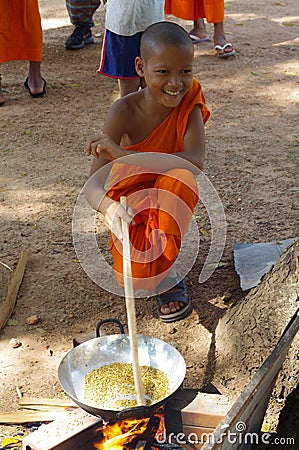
[189,18,209,40]
[26,61,45,96]
[119,78,141,97]
[213,21,235,55]
[157,267,188,316]
[0,74,5,105]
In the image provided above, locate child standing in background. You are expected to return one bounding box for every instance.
[98,0,165,96]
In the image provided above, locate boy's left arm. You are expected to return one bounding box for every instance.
[180,104,206,170]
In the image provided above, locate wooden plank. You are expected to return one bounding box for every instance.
[181,393,234,428]
[0,250,30,330]
[21,408,102,450]
[0,410,68,424]
[19,397,77,409]
[20,405,76,412]
[167,389,235,428]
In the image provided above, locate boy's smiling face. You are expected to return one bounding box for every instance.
[136,43,194,109]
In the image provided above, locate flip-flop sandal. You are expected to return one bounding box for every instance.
[24,77,47,98]
[189,34,210,43]
[0,88,5,106]
[156,279,192,323]
[214,43,236,58]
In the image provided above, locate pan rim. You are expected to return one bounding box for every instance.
[58,333,186,414]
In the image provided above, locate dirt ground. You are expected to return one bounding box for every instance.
[0,0,298,443]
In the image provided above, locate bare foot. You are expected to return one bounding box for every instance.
[157,280,192,323]
[160,299,186,314]
[159,286,188,315]
[214,42,235,56]
[25,74,45,96]
[190,18,209,40]
[213,22,235,55]
[25,61,46,97]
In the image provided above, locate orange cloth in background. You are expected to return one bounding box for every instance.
[164,0,224,24]
[0,0,42,63]
[107,79,210,290]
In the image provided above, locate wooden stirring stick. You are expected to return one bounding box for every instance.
[120,196,146,406]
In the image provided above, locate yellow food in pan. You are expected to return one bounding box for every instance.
[83,362,170,409]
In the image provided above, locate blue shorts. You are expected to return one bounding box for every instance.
[98,29,142,79]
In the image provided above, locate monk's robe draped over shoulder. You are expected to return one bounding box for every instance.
[107,79,210,290]
[164,0,224,24]
[0,0,42,63]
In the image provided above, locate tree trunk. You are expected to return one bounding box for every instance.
[215,239,299,398]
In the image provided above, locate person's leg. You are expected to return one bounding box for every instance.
[66,0,100,26]
[109,168,197,319]
[109,169,198,293]
[157,267,189,317]
[65,0,101,50]
[189,18,209,40]
[24,61,46,97]
[0,74,5,106]
[154,168,198,320]
[118,78,141,97]
[213,21,235,56]
[99,31,142,95]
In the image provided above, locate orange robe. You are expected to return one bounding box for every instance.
[0,0,42,63]
[164,0,224,24]
[107,79,210,290]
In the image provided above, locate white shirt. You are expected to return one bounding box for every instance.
[105,0,165,36]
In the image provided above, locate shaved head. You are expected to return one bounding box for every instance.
[140,21,193,60]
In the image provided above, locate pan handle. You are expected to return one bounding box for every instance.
[116,404,153,420]
[96,318,125,337]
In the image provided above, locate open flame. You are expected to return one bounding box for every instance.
[94,409,165,450]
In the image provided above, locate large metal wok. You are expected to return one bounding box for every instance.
[58,320,186,420]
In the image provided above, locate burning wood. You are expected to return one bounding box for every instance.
[93,408,165,450]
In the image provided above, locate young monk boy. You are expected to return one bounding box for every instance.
[84,21,210,322]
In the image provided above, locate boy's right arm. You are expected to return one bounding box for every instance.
[83,156,133,241]
[83,153,111,214]
[83,96,126,211]
[83,98,134,239]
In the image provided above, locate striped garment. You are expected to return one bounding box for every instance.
[66,0,101,26]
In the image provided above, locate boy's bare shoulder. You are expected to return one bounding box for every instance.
[105,91,144,138]
[108,91,142,118]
